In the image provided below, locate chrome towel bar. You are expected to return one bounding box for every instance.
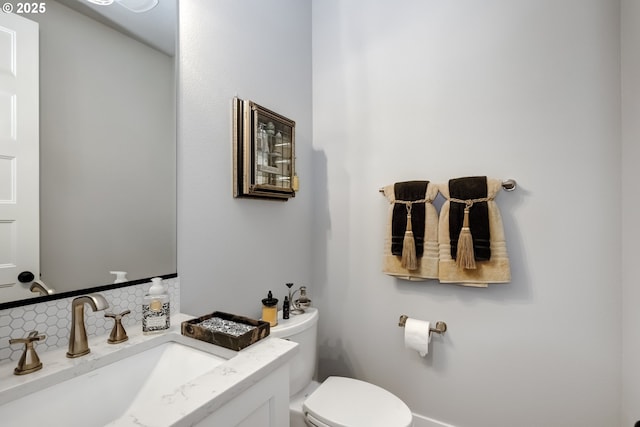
[379,179,517,194]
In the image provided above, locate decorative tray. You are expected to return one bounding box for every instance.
[181,311,270,351]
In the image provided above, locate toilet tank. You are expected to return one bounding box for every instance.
[270,307,318,396]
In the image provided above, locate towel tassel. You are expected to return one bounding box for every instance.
[456,201,477,270]
[401,204,418,270]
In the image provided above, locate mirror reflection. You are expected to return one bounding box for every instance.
[1,0,177,307]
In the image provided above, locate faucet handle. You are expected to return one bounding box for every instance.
[105,310,131,344]
[9,331,46,375]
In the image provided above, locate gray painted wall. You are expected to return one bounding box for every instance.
[311,1,621,426]
[178,0,629,425]
[622,0,640,425]
[178,0,313,318]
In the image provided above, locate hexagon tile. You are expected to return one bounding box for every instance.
[0,277,180,362]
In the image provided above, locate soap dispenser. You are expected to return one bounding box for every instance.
[262,291,278,327]
[110,271,128,283]
[142,277,170,334]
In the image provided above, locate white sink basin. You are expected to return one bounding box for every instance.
[0,340,225,426]
[0,314,298,427]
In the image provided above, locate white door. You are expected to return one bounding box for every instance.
[0,13,39,301]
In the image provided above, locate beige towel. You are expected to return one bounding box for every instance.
[382,182,439,280]
[438,177,511,287]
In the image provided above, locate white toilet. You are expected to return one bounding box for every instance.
[270,307,413,427]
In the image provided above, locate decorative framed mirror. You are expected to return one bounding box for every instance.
[233,97,296,200]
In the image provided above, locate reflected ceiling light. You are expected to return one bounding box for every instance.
[115,0,159,13]
[85,0,159,13]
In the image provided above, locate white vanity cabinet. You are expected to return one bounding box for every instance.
[195,364,290,427]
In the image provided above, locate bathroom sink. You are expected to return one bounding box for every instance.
[0,340,225,426]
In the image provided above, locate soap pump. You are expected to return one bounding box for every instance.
[262,291,278,327]
[142,277,170,334]
[110,271,127,284]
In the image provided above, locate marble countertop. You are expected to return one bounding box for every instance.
[0,313,298,426]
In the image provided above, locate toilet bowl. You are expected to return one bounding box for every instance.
[270,308,413,427]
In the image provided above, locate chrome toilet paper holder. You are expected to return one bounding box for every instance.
[398,314,447,336]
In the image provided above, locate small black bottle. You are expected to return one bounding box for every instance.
[283,295,290,319]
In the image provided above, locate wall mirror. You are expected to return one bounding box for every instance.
[0,0,177,308]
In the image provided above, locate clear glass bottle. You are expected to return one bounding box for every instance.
[262,126,270,168]
[142,277,170,334]
[256,123,266,184]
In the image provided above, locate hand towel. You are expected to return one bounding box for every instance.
[383,181,439,280]
[437,177,511,287]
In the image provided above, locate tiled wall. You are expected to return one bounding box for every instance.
[0,277,180,362]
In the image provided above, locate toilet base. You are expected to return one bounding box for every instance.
[289,381,321,427]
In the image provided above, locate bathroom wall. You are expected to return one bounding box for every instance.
[177,0,313,319]
[177,1,626,425]
[621,1,640,425]
[311,1,621,427]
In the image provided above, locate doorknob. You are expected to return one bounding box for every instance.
[18,271,35,283]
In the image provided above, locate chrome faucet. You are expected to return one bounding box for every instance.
[66,293,109,358]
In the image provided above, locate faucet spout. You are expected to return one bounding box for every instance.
[29,280,55,296]
[66,293,109,358]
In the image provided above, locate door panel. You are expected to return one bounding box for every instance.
[0,13,39,301]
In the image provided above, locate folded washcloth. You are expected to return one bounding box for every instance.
[383,181,439,280]
[438,177,511,287]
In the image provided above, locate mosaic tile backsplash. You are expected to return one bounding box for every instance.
[0,277,180,362]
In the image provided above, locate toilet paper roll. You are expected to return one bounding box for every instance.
[404,318,431,357]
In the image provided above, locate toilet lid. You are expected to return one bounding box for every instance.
[303,376,413,427]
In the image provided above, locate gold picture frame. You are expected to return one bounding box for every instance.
[233,97,296,200]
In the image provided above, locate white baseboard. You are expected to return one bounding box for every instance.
[412,413,457,427]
